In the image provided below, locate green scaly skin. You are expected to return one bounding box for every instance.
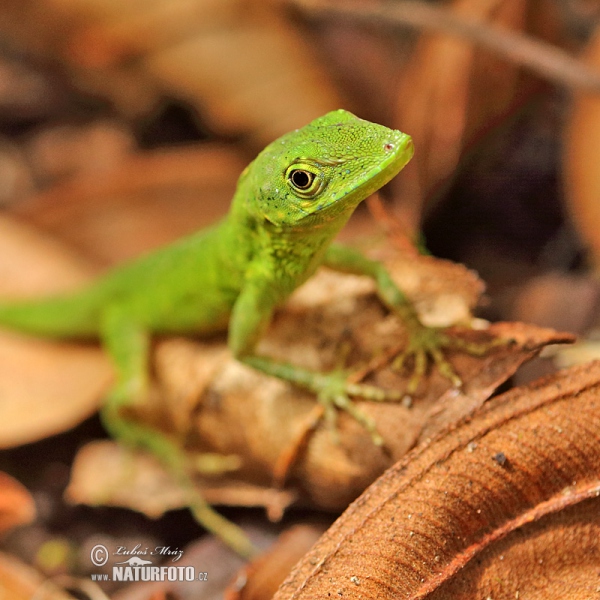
[0,110,474,554]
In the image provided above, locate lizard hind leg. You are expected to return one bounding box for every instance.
[99,305,255,558]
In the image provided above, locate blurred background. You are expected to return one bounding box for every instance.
[0,0,599,323]
[0,0,600,597]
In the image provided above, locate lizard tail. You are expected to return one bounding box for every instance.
[0,293,99,339]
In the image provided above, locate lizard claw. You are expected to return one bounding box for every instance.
[393,323,507,394]
[311,371,400,446]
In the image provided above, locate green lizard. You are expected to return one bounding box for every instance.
[0,110,477,555]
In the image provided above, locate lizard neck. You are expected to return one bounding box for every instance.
[225,164,356,301]
[242,209,351,298]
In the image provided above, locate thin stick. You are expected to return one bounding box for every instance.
[291,0,600,94]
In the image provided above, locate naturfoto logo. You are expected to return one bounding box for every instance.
[89,543,208,583]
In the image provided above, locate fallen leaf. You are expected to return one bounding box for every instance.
[0,214,95,298]
[25,119,135,183]
[113,525,278,600]
[272,360,600,599]
[394,0,535,229]
[66,440,296,519]
[0,0,343,145]
[0,52,66,124]
[505,272,600,384]
[414,320,574,443]
[0,472,35,534]
[510,272,600,334]
[225,524,328,600]
[0,215,112,448]
[15,145,247,265]
[144,11,343,145]
[564,25,600,269]
[0,551,79,600]
[178,259,572,512]
[0,138,34,206]
[0,330,112,448]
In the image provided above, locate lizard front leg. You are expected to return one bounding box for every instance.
[323,243,503,394]
[99,305,255,557]
[230,278,394,445]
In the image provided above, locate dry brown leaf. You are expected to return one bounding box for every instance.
[15,145,247,265]
[0,52,65,124]
[225,524,328,600]
[25,120,135,183]
[0,0,343,145]
[113,528,278,600]
[414,320,575,443]
[185,287,571,511]
[144,13,343,145]
[511,272,600,334]
[0,472,35,534]
[66,440,296,519]
[0,214,95,298]
[272,360,600,599]
[393,0,536,230]
[0,551,79,600]
[67,440,190,517]
[564,26,600,269]
[0,138,34,206]
[0,215,112,448]
[0,330,112,448]
[502,271,600,384]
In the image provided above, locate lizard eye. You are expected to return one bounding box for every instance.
[285,164,324,197]
[289,169,313,190]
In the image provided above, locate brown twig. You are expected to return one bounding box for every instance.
[272,403,324,490]
[291,0,600,94]
[366,194,420,254]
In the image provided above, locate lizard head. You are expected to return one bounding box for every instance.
[246,109,414,228]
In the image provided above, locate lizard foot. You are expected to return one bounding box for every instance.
[310,370,402,446]
[392,322,508,394]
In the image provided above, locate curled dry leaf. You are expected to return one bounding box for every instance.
[68,248,572,520]
[272,360,600,600]
[0,472,35,534]
[176,258,572,512]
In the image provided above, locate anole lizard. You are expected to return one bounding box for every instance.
[0,110,481,555]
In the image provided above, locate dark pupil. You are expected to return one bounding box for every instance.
[291,170,312,189]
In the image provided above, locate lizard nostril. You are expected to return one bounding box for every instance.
[384,143,394,152]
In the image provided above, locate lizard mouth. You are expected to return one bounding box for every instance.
[339,132,414,205]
